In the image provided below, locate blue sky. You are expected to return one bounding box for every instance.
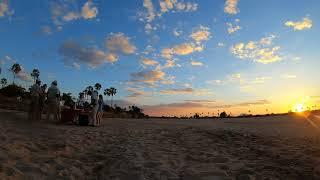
[0,0,319,116]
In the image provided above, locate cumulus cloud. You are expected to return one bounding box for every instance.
[141,58,159,67]
[190,26,211,43]
[224,0,239,15]
[105,33,136,55]
[51,0,98,25]
[81,1,98,19]
[59,40,114,69]
[160,0,198,13]
[231,35,282,64]
[285,17,312,31]
[130,69,165,86]
[191,60,204,66]
[162,43,203,60]
[217,42,225,47]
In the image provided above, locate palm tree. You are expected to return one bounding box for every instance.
[104,88,111,106]
[1,78,7,88]
[11,63,21,84]
[94,83,102,91]
[30,69,40,82]
[109,87,117,107]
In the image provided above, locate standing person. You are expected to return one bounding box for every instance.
[46,80,61,122]
[29,80,41,121]
[89,90,98,126]
[97,95,104,126]
[39,84,47,120]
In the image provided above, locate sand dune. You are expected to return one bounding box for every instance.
[1,109,320,179]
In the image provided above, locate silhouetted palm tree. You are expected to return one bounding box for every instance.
[1,78,7,88]
[94,83,102,91]
[11,63,21,84]
[104,88,111,105]
[104,87,117,107]
[30,69,40,82]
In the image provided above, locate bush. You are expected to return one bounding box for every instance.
[219,111,228,118]
[0,84,29,97]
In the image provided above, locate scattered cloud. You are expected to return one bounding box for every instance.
[226,20,241,34]
[160,0,198,13]
[40,26,53,35]
[160,87,213,96]
[141,58,159,66]
[0,0,13,17]
[126,87,149,98]
[51,0,98,25]
[59,40,114,69]
[162,43,203,60]
[130,69,165,86]
[161,75,176,85]
[224,0,239,15]
[231,35,282,64]
[190,26,211,43]
[191,60,204,66]
[143,0,155,23]
[217,42,225,47]
[173,28,183,36]
[81,1,98,19]
[105,33,136,55]
[285,17,312,31]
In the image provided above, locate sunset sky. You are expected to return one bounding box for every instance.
[0,0,319,116]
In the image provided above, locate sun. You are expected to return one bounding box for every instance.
[294,103,304,113]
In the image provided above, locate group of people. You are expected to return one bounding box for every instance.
[76,90,104,126]
[29,80,61,122]
[29,80,104,127]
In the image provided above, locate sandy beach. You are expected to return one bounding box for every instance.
[1,109,320,179]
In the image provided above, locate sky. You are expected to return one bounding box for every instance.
[0,0,319,116]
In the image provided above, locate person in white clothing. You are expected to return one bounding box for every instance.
[46,80,61,122]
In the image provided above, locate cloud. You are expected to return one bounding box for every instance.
[81,1,98,19]
[130,69,165,86]
[16,66,33,82]
[285,17,312,31]
[224,0,239,15]
[160,87,213,96]
[173,28,183,36]
[126,87,149,98]
[191,60,204,66]
[162,43,203,59]
[161,75,175,85]
[40,26,53,35]
[160,0,198,13]
[160,87,194,95]
[143,0,155,23]
[226,21,241,34]
[105,33,136,55]
[59,40,114,68]
[231,35,282,64]
[51,0,98,25]
[281,74,297,79]
[141,58,159,66]
[217,42,225,47]
[190,26,211,43]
